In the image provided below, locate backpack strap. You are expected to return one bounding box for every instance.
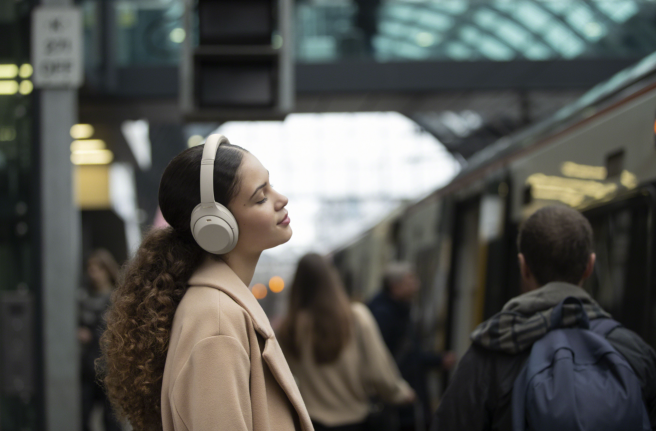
[589,318,622,338]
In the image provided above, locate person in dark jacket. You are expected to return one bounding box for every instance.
[369,262,456,431]
[431,205,656,431]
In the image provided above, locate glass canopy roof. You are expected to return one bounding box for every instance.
[296,0,656,62]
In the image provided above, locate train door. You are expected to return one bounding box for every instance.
[583,188,656,348]
[446,199,481,360]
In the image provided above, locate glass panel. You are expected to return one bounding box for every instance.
[294,0,654,63]
[85,0,656,68]
[0,0,38,427]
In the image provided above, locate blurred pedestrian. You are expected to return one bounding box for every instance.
[97,136,313,431]
[368,262,456,431]
[431,205,656,431]
[280,253,415,431]
[79,248,122,431]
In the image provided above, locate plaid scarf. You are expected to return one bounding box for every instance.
[470,282,611,354]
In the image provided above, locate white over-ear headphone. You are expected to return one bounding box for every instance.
[190,134,239,254]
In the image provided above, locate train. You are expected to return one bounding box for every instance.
[329,51,656,381]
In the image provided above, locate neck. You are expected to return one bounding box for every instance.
[222,250,262,286]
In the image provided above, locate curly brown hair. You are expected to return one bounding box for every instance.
[97,143,245,431]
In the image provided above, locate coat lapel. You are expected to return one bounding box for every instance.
[188,259,313,431]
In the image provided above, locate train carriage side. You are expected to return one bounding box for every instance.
[507,81,656,348]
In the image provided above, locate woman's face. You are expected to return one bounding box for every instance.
[87,259,111,287]
[228,152,291,254]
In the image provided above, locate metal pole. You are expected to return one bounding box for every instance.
[37,0,82,426]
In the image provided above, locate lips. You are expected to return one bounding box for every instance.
[278,213,290,225]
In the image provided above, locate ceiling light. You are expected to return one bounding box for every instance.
[71,139,106,152]
[19,64,33,78]
[169,28,186,44]
[0,81,18,95]
[0,65,18,79]
[70,149,114,165]
[19,80,33,95]
[70,124,95,139]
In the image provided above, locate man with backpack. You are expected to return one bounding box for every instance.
[431,205,656,431]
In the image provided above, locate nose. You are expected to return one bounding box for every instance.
[274,190,288,211]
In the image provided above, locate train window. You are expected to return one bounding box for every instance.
[605,149,625,178]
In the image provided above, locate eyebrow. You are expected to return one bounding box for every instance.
[250,182,267,200]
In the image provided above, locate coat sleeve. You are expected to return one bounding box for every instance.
[607,327,656,430]
[171,336,252,431]
[354,304,414,404]
[430,345,491,431]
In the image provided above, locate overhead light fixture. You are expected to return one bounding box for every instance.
[19,64,33,78]
[0,80,18,95]
[169,28,186,43]
[70,149,114,165]
[70,124,95,139]
[0,65,18,79]
[71,139,106,152]
[561,161,607,180]
[19,80,33,95]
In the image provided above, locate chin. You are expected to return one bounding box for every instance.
[262,228,293,250]
[279,227,293,245]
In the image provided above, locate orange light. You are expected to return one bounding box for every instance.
[269,276,285,293]
[653,120,656,134]
[252,283,268,300]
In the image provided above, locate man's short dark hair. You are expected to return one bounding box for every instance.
[518,205,594,286]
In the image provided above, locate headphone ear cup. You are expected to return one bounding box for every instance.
[192,216,235,254]
[190,204,239,254]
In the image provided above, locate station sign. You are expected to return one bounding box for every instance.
[31,7,83,88]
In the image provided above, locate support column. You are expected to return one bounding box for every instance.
[39,52,81,431]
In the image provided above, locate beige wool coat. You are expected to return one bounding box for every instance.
[284,303,413,427]
[161,259,313,431]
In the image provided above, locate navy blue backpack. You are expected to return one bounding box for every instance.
[512,297,650,431]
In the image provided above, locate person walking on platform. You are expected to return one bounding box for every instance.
[368,263,456,431]
[279,253,416,431]
[98,135,313,431]
[79,249,122,431]
[431,205,656,431]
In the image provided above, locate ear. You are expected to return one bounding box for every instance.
[581,253,596,282]
[518,253,531,281]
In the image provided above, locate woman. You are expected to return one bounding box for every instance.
[279,254,415,431]
[99,135,312,431]
[79,249,122,431]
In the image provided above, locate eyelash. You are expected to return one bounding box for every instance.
[256,184,273,204]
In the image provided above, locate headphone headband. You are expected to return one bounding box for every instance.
[200,134,231,204]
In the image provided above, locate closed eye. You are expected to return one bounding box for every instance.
[257,198,268,204]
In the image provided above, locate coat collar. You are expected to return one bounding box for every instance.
[187,258,313,431]
[188,258,274,338]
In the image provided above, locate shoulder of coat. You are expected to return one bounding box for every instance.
[351,301,375,325]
